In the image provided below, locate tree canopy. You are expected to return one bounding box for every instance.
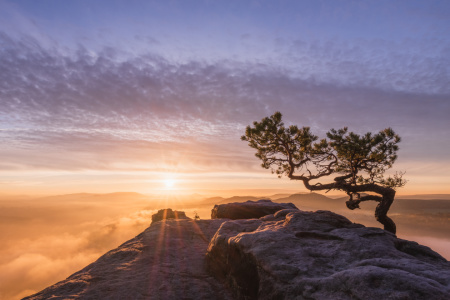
[242,112,406,234]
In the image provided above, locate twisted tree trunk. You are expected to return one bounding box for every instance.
[292,175,397,234]
[374,190,396,234]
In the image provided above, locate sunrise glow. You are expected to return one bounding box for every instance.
[164,179,176,189]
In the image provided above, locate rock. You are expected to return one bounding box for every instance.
[23,217,233,300]
[151,208,189,223]
[24,203,450,300]
[211,199,297,219]
[206,209,450,300]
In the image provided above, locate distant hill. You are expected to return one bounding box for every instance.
[330,197,450,214]
[267,193,302,200]
[218,196,261,204]
[391,199,450,214]
[396,194,450,200]
[274,192,344,211]
[265,192,450,213]
[201,196,225,205]
[198,195,261,206]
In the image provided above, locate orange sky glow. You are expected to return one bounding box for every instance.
[2,165,449,198]
[1,0,450,198]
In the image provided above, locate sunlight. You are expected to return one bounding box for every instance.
[164,179,176,189]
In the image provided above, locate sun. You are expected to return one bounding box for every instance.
[164,179,176,189]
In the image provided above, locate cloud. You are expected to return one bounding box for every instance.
[0,196,158,299]
[0,31,449,174]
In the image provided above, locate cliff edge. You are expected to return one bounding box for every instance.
[23,218,233,300]
[24,200,449,300]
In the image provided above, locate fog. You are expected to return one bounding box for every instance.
[0,192,448,300]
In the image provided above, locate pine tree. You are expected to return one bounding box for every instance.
[242,112,406,234]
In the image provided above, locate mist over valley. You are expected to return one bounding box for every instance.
[1,192,449,299]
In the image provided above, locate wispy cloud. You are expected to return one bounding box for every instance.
[1,30,449,175]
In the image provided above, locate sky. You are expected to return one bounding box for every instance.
[1,0,450,196]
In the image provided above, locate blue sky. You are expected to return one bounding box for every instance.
[0,0,449,195]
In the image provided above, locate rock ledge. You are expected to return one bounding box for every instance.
[211,199,297,219]
[206,209,450,300]
[151,208,189,223]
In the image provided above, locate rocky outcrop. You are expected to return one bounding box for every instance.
[24,203,450,300]
[206,209,450,300]
[211,199,297,220]
[151,208,189,223]
[24,218,233,300]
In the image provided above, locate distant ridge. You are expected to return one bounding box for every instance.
[391,199,450,213]
[396,194,450,200]
[273,192,343,210]
[267,193,303,200]
[201,196,260,205]
[217,196,260,204]
[201,196,225,204]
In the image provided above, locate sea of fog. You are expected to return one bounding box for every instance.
[0,192,448,300]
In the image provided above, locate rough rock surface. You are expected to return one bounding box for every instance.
[24,218,233,300]
[151,208,189,223]
[206,209,450,300]
[211,199,297,219]
[24,203,450,300]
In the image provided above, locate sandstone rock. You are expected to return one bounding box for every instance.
[206,209,450,300]
[24,204,450,300]
[211,199,297,220]
[151,208,189,223]
[24,217,233,300]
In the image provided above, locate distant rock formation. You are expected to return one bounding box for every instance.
[151,208,189,223]
[211,199,297,219]
[24,200,450,300]
[206,208,450,300]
